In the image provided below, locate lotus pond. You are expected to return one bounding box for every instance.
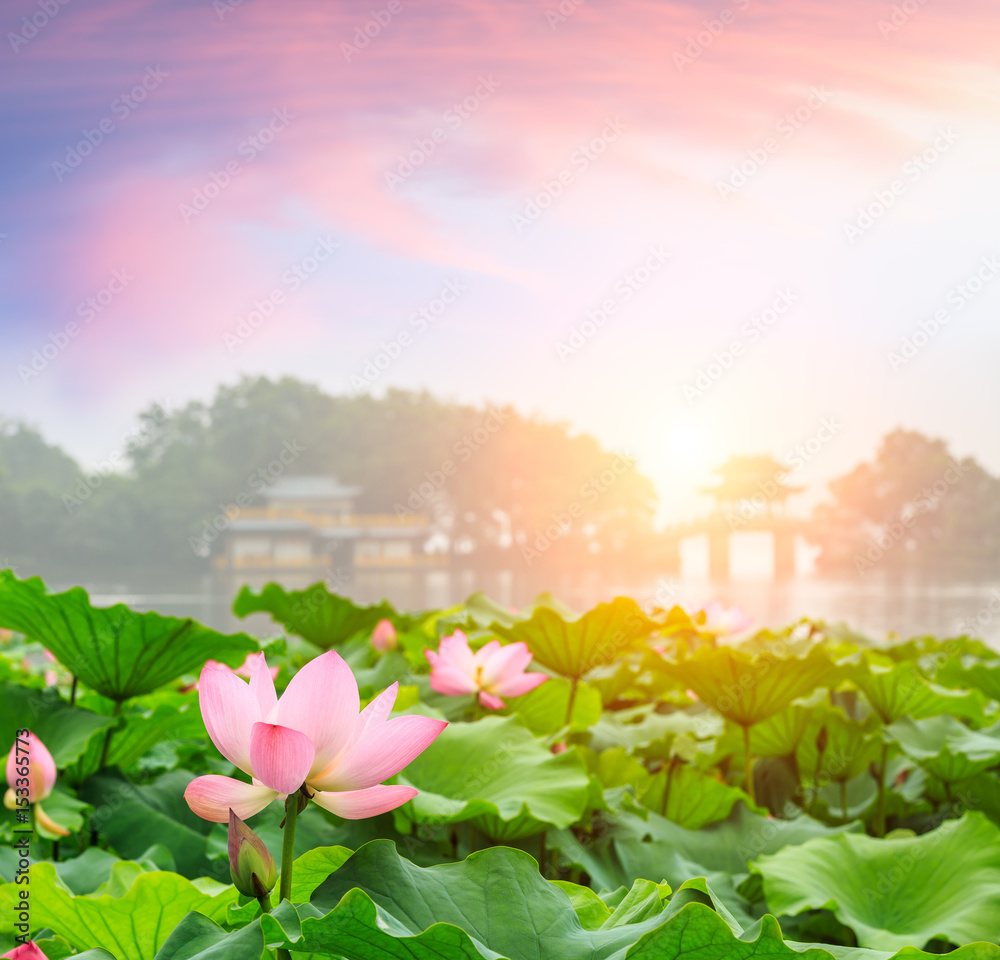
[2,569,1000,959]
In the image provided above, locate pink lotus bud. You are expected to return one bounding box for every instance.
[2,943,50,960]
[5,732,57,804]
[228,808,277,898]
[371,619,398,652]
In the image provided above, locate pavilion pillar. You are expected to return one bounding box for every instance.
[773,529,796,580]
[708,530,730,581]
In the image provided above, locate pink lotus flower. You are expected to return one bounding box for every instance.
[3,732,69,837]
[425,630,547,710]
[3,943,49,960]
[699,601,753,636]
[183,651,446,823]
[371,619,397,653]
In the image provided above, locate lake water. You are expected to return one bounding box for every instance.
[87,568,1000,647]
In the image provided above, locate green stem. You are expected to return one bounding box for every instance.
[98,702,123,769]
[811,747,825,813]
[660,757,678,818]
[840,780,849,824]
[875,742,888,837]
[743,725,756,805]
[564,677,579,730]
[257,894,272,914]
[539,831,548,877]
[278,791,300,903]
[69,676,78,707]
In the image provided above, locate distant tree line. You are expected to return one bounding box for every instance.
[2,380,997,586]
[0,377,658,586]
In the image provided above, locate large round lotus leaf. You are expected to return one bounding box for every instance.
[491,597,658,680]
[394,715,590,840]
[232,580,413,648]
[752,812,1000,952]
[663,644,837,728]
[0,572,258,701]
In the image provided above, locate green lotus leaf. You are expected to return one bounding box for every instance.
[0,682,114,766]
[232,580,412,648]
[0,862,236,960]
[78,768,226,882]
[937,655,1000,701]
[664,644,837,728]
[886,715,1000,784]
[637,760,760,829]
[508,677,603,736]
[66,691,207,783]
[751,704,813,759]
[588,704,723,754]
[846,654,996,726]
[152,912,264,960]
[0,572,258,701]
[551,800,862,905]
[751,811,1000,951]
[393,715,591,840]
[491,597,658,680]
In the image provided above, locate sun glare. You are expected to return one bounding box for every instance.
[669,424,707,461]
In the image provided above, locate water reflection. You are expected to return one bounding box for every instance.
[88,570,1000,647]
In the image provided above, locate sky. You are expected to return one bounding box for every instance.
[2,0,999,523]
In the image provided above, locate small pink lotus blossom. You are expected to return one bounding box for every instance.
[2,943,49,960]
[3,733,69,837]
[371,619,397,653]
[184,652,446,823]
[699,601,753,636]
[425,630,547,710]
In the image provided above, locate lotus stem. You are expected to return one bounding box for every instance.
[98,701,123,769]
[743,725,756,805]
[565,677,579,730]
[69,676,78,707]
[278,790,300,903]
[875,742,888,837]
[661,756,679,818]
[539,831,548,877]
[840,780,848,823]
